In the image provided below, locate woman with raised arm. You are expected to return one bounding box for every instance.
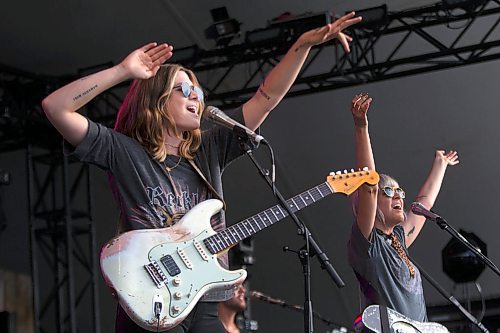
[41,12,361,333]
[347,94,459,322]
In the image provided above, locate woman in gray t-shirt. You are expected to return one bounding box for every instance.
[347,93,459,322]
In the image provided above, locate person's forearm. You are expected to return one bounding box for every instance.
[415,158,448,208]
[355,125,376,171]
[42,65,129,116]
[242,37,313,129]
[41,64,129,146]
[260,38,311,106]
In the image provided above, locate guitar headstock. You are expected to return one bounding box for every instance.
[326,167,380,196]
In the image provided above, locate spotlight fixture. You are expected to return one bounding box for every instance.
[204,7,241,47]
[245,26,283,46]
[442,0,487,11]
[170,45,201,65]
[0,169,10,186]
[349,4,388,30]
[442,229,487,283]
[270,11,332,38]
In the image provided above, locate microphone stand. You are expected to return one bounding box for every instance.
[235,129,344,333]
[251,291,348,330]
[434,216,500,277]
[408,254,490,333]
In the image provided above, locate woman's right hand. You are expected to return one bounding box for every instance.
[351,93,372,127]
[119,42,173,80]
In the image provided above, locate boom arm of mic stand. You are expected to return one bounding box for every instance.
[252,293,346,328]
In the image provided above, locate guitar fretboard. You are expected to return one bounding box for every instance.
[203,182,334,254]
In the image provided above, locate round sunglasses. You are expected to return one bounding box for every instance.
[173,81,204,102]
[382,186,406,199]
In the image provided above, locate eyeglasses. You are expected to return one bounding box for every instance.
[173,81,204,102]
[382,186,406,199]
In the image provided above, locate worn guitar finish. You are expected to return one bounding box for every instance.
[101,169,379,331]
[355,305,449,333]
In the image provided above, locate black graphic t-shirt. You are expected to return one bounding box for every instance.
[65,107,245,243]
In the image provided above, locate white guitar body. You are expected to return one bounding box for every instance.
[357,305,449,333]
[100,169,380,331]
[100,199,246,331]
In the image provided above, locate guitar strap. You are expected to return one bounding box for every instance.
[379,306,391,333]
[188,159,227,211]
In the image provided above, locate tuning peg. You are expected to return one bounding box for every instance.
[329,172,336,176]
[343,169,348,174]
[350,168,355,173]
[362,166,369,171]
[336,171,342,175]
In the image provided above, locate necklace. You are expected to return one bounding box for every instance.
[163,156,182,173]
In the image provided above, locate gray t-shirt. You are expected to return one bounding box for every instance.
[65,107,245,240]
[347,223,427,322]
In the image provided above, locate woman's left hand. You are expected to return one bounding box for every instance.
[436,150,460,166]
[299,11,362,52]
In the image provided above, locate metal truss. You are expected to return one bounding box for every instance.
[27,145,100,333]
[177,0,500,108]
[1,3,500,330]
[3,1,500,150]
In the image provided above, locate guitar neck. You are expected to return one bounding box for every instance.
[203,181,334,254]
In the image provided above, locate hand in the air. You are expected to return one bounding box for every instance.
[299,12,362,52]
[435,150,459,167]
[351,93,372,127]
[119,42,173,80]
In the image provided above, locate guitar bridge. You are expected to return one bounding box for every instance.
[144,260,167,288]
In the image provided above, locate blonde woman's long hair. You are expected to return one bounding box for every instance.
[114,64,204,161]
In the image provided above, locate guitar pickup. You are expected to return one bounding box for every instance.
[144,260,167,288]
[160,255,181,276]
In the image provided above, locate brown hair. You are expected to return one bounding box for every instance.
[114,64,204,161]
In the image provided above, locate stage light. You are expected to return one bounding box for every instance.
[349,4,388,30]
[0,169,10,186]
[245,26,283,46]
[442,229,487,283]
[229,237,255,269]
[269,11,332,37]
[170,45,201,65]
[442,0,487,11]
[204,7,241,47]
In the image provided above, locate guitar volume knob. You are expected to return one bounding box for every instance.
[173,277,181,286]
[174,292,182,300]
[172,305,181,314]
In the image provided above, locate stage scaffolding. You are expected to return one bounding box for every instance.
[1,0,500,331]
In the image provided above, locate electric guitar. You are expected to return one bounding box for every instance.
[100,168,379,331]
[354,305,449,333]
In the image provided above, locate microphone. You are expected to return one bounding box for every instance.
[410,202,442,221]
[203,106,266,144]
[249,290,286,306]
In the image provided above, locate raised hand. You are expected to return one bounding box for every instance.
[298,12,362,52]
[436,150,460,166]
[351,93,372,127]
[119,42,173,80]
